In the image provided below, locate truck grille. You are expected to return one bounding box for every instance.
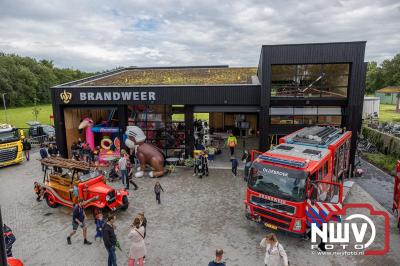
[253,206,291,229]
[250,196,295,214]
[0,147,18,163]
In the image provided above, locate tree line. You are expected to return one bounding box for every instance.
[0,53,93,107]
[366,53,400,94]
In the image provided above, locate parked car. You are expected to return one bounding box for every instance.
[26,121,55,141]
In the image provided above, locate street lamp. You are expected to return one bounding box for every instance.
[1,93,8,124]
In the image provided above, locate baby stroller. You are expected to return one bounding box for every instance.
[193,151,209,178]
[107,162,120,182]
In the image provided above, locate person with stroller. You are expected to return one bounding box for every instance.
[108,163,120,182]
[193,150,209,178]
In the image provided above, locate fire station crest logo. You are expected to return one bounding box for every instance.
[60,90,72,103]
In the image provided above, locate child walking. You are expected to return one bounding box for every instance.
[34,182,43,201]
[230,156,238,176]
[94,213,105,241]
[154,181,164,204]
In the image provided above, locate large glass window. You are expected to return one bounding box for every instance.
[270,106,342,126]
[271,64,349,98]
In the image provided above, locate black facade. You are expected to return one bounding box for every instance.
[51,41,366,169]
[257,42,366,166]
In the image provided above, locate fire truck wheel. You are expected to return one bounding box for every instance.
[45,193,59,208]
[121,196,129,211]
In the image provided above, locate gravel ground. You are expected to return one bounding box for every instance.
[1,151,400,266]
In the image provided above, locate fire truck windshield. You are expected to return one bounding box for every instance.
[248,163,307,202]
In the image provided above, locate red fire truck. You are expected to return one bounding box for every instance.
[244,126,352,235]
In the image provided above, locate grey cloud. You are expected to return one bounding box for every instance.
[0,0,398,71]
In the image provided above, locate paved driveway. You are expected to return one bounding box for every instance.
[1,152,399,265]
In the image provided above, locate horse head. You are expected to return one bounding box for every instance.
[125,126,146,149]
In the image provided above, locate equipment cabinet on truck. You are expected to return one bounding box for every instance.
[244,126,352,235]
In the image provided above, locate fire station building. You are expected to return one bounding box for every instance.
[51,41,367,169]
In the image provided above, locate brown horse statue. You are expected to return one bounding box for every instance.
[125,126,165,177]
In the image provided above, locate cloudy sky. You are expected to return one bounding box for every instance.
[0,0,399,72]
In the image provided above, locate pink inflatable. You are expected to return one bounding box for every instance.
[78,117,95,150]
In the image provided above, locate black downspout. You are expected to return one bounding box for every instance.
[184,105,194,158]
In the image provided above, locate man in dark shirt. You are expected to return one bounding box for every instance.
[39,144,49,171]
[103,215,117,266]
[67,198,92,245]
[48,143,59,157]
[208,249,226,266]
[22,138,31,161]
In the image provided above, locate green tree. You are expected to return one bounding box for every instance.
[0,53,93,107]
[380,54,400,87]
[365,61,384,94]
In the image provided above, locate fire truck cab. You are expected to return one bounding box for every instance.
[244,126,352,235]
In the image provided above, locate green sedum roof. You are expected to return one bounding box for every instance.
[81,67,258,86]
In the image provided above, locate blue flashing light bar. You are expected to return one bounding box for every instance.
[257,155,307,168]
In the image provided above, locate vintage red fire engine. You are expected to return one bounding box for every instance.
[39,157,129,213]
[244,126,352,235]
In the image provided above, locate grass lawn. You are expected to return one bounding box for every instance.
[380,104,400,122]
[0,104,53,128]
[363,152,398,175]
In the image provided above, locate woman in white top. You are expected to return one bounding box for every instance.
[260,233,289,266]
[128,217,146,266]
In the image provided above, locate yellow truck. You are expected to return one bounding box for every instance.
[0,124,24,167]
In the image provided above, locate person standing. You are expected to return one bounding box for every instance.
[154,181,164,204]
[208,249,225,266]
[67,198,92,245]
[260,233,289,266]
[230,156,238,176]
[3,224,16,257]
[39,144,48,171]
[127,153,138,190]
[94,213,105,241]
[103,215,118,266]
[138,212,147,238]
[22,138,31,161]
[128,217,146,266]
[226,132,237,156]
[119,150,129,190]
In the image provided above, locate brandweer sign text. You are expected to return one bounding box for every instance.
[79,91,156,102]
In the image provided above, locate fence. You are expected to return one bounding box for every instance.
[362,126,400,157]
[28,135,56,147]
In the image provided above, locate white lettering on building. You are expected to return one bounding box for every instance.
[121,91,132,100]
[87,92,94,101]
[113,92,121,101]
[80,92,86,101]
[95,92,103,101]
[79,91,156,102]
[104,92,111,101]
[149,91,156,101]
